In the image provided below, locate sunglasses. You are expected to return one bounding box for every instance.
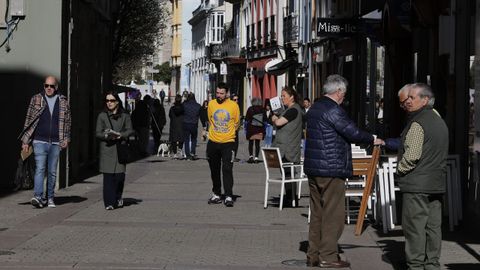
[44,84,56,89]
[106,99,117,103]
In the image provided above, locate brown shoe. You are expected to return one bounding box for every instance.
[319,260,350,268]
[306,259,319,267]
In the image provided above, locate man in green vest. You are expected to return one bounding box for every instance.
[397,83,448,270]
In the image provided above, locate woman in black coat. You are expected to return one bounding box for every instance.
[169,94,184,158]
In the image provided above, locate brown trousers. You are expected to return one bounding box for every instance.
[307,176,345,263]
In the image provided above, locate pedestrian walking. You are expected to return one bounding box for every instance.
[200,100,209,141]
[151,99,166,153]
[397,83,448,270]
[301,97,311,159]
[245,97,266,163]
[95,91,134,210]
[207,82,240,207]
[264,100,274,147]
[160,89,166,104]
[304,74,383,268]
[20,75,71,209]
[169,94,185,158]
[131,96,151,156]
[183,93,201,160]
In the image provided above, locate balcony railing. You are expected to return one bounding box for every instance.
[208,44,223,61]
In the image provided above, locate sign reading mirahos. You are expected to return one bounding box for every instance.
[317,18,358,37]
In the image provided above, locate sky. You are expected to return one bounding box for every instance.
[180,0,201,90]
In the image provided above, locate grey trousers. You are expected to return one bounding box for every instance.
[402,192,443,270]
[307,176,345,263]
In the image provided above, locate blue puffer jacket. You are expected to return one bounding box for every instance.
[304,97,374,178]
[183,100,201,125]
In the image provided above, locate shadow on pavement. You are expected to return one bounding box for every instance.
[54,196,87,205]
[377,239,406,270]
[76,180,96,184]
[17,195,87,206]
[123,198,142,207]
[146,159,167,163]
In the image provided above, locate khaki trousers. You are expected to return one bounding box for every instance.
[307,176,345,263]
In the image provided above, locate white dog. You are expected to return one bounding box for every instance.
[157,142,171,157]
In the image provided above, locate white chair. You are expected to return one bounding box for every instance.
[261,147,308,210]
[386,157,400,226]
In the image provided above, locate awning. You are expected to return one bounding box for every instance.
[265,58,297,76]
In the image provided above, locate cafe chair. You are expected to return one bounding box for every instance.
[261,147,308,210]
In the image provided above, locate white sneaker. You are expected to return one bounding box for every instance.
[224,196,234,207]
[208,193,222,204]
[47,198,56,208]
[31,197,44,208]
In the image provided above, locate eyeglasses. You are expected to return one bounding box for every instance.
[399,97,409,108]
[232,98,238,101]
[44,84,56,89]
[106,99,117,103]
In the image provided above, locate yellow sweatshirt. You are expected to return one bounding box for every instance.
[207,99,240,143]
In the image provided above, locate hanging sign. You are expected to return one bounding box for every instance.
[220,63,228,75]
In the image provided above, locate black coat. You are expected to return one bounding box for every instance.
[245,105,266,139]
[169,104,184,142]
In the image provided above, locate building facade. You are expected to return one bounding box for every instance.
[245,0,285,103]
[188,0,232,103]
[0,0,118,190]
[170,0,182,97]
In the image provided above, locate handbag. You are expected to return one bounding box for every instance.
[106,113,130,164]
[116,139,130,164]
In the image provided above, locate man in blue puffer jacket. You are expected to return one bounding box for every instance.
[304,74,383,268]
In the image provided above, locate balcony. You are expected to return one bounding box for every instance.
[283,13,299,45]
[207,44,223,61]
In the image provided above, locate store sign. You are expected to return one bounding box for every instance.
[317,18,358,37]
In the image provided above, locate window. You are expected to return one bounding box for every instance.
[209,12,225,44]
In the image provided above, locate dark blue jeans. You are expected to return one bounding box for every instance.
[103,173,125,207]
[183,123,198,156]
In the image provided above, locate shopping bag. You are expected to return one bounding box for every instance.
[13,154,35,191]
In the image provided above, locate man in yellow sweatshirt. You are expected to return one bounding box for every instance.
[207,82,240,207]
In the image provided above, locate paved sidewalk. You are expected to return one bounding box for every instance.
[0,135,479,269]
